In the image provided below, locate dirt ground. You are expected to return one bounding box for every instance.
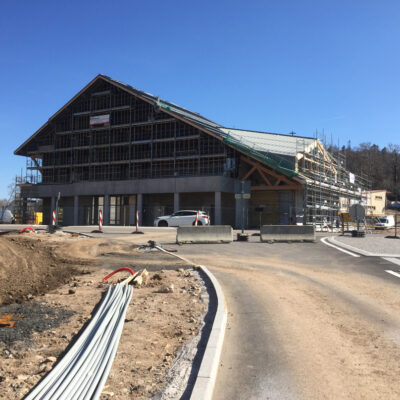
[0,232,206,399]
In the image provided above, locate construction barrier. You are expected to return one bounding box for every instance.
[176,226,233,244]
[131,210,144,234]
[98,210,103,231]
[260,225,316,242]
[52,210,56,226]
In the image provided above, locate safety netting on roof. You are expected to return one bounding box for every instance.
[223,132,299,179]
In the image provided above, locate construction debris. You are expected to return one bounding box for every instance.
[0,314,23,328]
[132,269,149,287]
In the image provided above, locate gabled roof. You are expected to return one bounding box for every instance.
[15,74,315,179]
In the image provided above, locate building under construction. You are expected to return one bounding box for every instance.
[14,74,368,227]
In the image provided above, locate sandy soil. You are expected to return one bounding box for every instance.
[0,232,206,399]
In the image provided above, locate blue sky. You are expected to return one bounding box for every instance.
[0,0,399,198]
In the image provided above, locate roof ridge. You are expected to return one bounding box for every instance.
[222,127,314,140]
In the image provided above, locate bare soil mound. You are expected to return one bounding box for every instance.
[0,235,91,306]
[0,233,207,399]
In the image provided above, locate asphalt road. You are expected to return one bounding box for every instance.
[176,237,400,400]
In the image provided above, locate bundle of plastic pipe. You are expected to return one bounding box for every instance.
[25,283,133,400]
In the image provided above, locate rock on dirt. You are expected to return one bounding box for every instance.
[159,284,175,293]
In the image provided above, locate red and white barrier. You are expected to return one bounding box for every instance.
[52,210,56,226]
[99,210,103,231]
[131,210,143,234]
[195,211,199,226]
[135,210,139,232]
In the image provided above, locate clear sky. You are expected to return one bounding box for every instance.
[0,0,399,198]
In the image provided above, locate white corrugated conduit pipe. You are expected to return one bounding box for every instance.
[24,283,133,400]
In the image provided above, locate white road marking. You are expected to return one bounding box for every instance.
[385,270,400,279]
[320,237,360,257]
[382,257,400,267]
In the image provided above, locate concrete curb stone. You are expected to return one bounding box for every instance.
[190,265,227,400]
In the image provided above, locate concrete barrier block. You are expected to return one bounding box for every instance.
[177,226,233,244]
[260,225,316,242]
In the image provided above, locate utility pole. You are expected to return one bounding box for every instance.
[55,192,61,226]
[394,151,398,203]
[241,181,245,234]
[236,181,249,241]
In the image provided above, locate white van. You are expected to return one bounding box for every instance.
[0,209,14,224]
[375,215,395,229]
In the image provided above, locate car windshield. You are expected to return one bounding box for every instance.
[378,217,388,223]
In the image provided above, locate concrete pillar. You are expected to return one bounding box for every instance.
[234,180,251,229]
[235,197,249,229]
[295,190,304,225]
[73,195,79,226]
[235,197,241,229]
[137,194,143,224]
[214,191,222,225]
[174,193,180,213]
[129,205,136,225]
[103,195,110,225]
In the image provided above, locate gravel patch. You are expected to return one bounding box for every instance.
[0,302,75,346]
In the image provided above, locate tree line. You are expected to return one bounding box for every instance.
[328,143,400,201]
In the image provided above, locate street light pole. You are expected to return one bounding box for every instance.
[241,181,245,234]
[55,192,61,226]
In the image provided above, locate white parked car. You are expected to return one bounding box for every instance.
[375,215,395,229]
[154,210,210,227]
[0,209,15,224]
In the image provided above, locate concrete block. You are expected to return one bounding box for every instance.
[260,225,316,242]
[177,226,233,244]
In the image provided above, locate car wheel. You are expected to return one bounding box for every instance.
[158,220,168,227]
[192,221,203,226]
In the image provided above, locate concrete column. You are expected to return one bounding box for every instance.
[295,190,304,225]
[234,180,251,229]
[174,193,180,213]
[129,205,136,225]
[73,196,79,226]
[214,191,222,225]
[103,195,110,225]
[235,197,249,229]
[137,194,143,225]
[235,197,241,229]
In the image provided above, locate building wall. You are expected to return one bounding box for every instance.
[249,191,280,227]
[18,77,303,227]
[28,79,239,186]
[368,190,386,215]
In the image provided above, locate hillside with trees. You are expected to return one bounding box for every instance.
[329,143,399,201]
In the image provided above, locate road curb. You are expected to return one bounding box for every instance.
[190,265,227,400]
[328,236,400,258]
